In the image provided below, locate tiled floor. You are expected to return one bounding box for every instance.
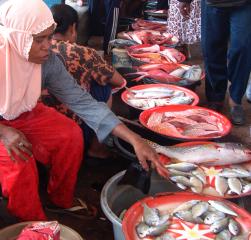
[1,38,251,240]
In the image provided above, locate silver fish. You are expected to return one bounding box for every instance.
[168,96,194,105]
[228,218,241,236]
[228,178,242,195]
[191,201,209,218]
[148,141,251,166]
[176,183,187,190]
[219,169,250,178]
[170,176,193,187]
[210,217,229,233]
[169,67,187,78]
[182,65,202,82]
[143,203,160,226]
[168,168,192,177]
[172,200,200,213]
[215,229,232,240]
[155,232,176,240]
[192,168,206,184]
[136,222,169,238]
[232,234,249,240]
[204,212,226,225]
[231,167,250,177]
[215,176,228,196]
[208,200,238,216]
[166,163,198,172]
[190,176,203,193]
[174,210,203,224]
[242,183,251,193]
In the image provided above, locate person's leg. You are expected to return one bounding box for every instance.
[201,0,230,103]
[17,103,84,208]
[103,0,121,53]
[0,140,46,221]
[228,4,251,105]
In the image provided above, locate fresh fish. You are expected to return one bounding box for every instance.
[172,200,200,213]
[155,232,176,240]
[168,96,193,105]
[182,65,202,82]
[228,178,242,195]
[176,183,187,190]
[174,210,203,224]
[169,67,187,78]
[109,39,138,48]
[215,229,232,240]
[165,163,198,172]
[168,168,192,177]
[232,234,249,240]
[183,128,219,137]
[219,169,250,178]
[192,168,206,184]
[191,201,209,218]
[143,203,160,226]
[231,167,250,177]
[228,218,240,236]
[190,176,203,193]
[204,212,226,225]
[147,112,163,128]
[136,222,169,238]
[148,141,251,166]
[170,176,193,187]
[131,87,175,94]
[242,183,251,193]
[208,200,238,216]
[210,217,229,233]
[132,91,175,99]
[215,176,228,196]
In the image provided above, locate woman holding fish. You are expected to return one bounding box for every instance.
[0,0,168,221]
[178,0,251,125]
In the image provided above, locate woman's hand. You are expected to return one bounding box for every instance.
[178,2,191,19]
[131,136,169,178]
[112,123,168,178]
[0,124,32,162]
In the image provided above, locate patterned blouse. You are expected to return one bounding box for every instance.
[41,39,115,125]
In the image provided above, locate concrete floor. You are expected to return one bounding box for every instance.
[1,39,251,240]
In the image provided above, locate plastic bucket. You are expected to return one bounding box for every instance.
[100,170,179,240]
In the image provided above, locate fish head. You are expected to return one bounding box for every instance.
[219,143,251,160]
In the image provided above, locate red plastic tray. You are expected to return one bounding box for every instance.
[121,83,199,110]
[122,192,251,240]
[139,105,232,141]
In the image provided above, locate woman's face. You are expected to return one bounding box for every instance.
[28,25,55,64]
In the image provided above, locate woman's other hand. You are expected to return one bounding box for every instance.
[0,124,32,162]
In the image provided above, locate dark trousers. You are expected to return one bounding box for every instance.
[103,0,121,53]
[157,0,169,9]
[201,0,251,104]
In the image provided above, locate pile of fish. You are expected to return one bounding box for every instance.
[127,44,185,64]
[166,162,251,197]
[136,201,246,239]
[126,63,202,84]
[146,109,223,138]
[132,19,167,31]
[109,39,138,49]
[126,87,194,110]
[148,141,251,166]
[119,30,178,46]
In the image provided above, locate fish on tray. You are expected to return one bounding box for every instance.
[135,200,246,239]
[146,109,223,138]
[147,141,251,166]
[126,87,194,110]
[118,30,178,46]
[131,19,167,32]
[127,44,185,64]
[165,161,251,197]
[125,64,202,84]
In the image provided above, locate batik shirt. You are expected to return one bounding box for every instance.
[41,40,115,125]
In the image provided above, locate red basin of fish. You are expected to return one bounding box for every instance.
[122,192,251,240]
[131,19,167,32]
[121,84,199,111]
[139,105,232,141]
[127,44,186,65]
[158,147,251,199]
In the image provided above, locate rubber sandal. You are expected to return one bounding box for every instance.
[46,198,97,220]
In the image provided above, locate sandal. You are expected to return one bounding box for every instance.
[45,198,97,220]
